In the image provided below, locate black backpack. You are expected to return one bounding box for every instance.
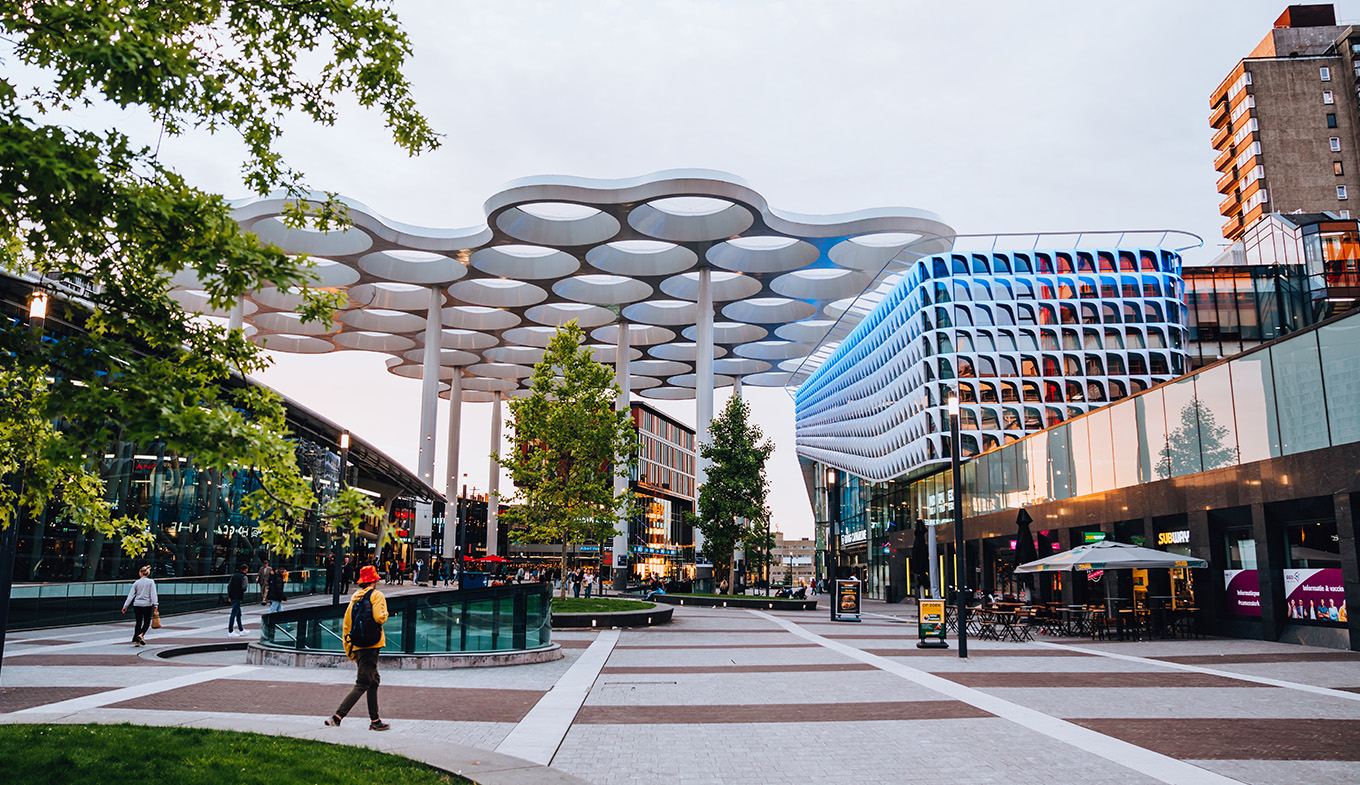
[348,588,382,648]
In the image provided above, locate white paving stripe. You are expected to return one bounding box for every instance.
[495,629,618,766]
[8,664,257,715]
[5,620,246,657]
[750,610,1244,785]
[1031,640,1360,702]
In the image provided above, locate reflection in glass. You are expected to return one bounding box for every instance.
[1046,426,1072,500]
[1158,377,1203,478]
[1135,389,1168,481]
[1110,400,1141,488]
[1285,521,1341,568]
[1318,319,1360,446]
[1230,352,1279,462]
[1086,409,1116,492]
[1193,365,1240,471]
[1068,418,1093,497]
[1271,334,1330,455]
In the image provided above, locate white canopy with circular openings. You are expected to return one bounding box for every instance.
[226,169,955,400]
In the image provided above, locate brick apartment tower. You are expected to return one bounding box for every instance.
[1211,4,1360,240]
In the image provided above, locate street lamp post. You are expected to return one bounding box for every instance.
[0,291,48,675]
[926,517,940,600]
[456,474,468,589]
[332,431,349,606]
[949,392,968,659]
[826,466,837,621]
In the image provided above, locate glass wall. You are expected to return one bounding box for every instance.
[13,437,346,585]
[964,308,1360,507]
[1183,264,1312,368]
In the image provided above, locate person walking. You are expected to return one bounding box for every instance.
[226,562,249,635]
[121,564,159,646]
[325,564,390,731]
[258,560,272,606]
[267,565,286,614]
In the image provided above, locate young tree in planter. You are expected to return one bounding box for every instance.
[497,321,639,598]
[693,394,773,592]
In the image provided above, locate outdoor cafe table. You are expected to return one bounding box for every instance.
[1051,606,1092,637]
[989,608,1030,642]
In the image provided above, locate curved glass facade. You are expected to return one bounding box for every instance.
[795,248,1189,482]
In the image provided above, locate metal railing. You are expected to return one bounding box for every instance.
[8,570,322,630]
[258,582,552,655]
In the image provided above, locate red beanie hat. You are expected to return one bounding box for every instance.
[358,565,380,584]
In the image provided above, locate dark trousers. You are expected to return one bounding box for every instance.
[336,647,381,721]
[132,606,153,641]
[228,600,243,632]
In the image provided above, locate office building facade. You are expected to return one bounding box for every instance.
[795,244,1190,594]
[1211,4,1360,240]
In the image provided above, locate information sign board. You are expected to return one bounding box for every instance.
[917,599,948,648]
[834,579,861,622]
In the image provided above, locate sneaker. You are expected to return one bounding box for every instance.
[369,720,390,731]
[325,714,342,727]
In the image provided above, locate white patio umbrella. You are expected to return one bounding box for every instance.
[1015,539,1207,573]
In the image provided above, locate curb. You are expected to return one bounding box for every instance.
[551,604,673,628]
[243,642,564,669]
[651,595,817,611]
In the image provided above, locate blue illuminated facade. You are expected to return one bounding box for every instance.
[795,248,1189,483]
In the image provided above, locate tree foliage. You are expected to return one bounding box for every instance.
[693,394,773,583]
[497,321,638,597]
[0,1,440,555]
[1156,398,1238,480]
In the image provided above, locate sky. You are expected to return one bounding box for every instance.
[13,1,1340,539]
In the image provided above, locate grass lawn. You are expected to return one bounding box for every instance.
[0,724,470,785]
[665,592,809,600]
[551,597,652,613]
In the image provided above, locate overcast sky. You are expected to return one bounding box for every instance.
[19,1,1341,539]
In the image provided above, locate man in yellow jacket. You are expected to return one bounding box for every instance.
[325,564,390,731]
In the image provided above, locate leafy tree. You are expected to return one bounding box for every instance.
[693,394,773,589]
[0,1,440,555]
[497,321,639,598]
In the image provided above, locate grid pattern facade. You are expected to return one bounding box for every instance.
[794,248,1189,482]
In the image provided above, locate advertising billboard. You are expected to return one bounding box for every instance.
[1223,569,1261,616]
[1283,569,1347,623]
[1224,568,1348,622]
[834,579,861,622]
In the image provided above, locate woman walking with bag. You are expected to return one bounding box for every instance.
[121,564,159,646]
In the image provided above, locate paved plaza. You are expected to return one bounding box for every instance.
[3,590,1359,785]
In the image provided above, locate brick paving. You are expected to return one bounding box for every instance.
[1074,718,1360,760]
[0,686,112,712]
[937,671,1274,688]
[108,678,546,723]
[3,591,1360,784]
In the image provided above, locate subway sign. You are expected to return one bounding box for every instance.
[1157,530,1190,546]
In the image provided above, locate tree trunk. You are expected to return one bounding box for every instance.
[560,538,568,598]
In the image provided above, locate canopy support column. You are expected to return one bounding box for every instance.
[694,268,714,571]
[443,372,463,558]
[487,393,502,557]
[612,321,632,593]
[417,286,442,485]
